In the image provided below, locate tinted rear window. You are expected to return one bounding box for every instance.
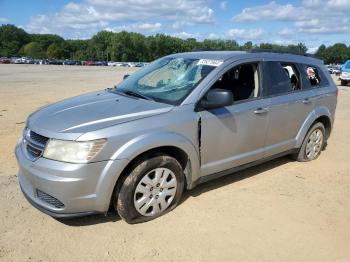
[262,61,292,96]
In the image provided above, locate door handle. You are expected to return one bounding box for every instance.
[254,108,269,114]
[302,98,312,104]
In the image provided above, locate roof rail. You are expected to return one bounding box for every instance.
[250,48,314,57]
[192,48,216,52]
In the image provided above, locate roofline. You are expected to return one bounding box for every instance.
[167,50,324,65]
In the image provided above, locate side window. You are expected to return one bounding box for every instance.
[262,61,292,96]
[281,63,301,91]
[210,62,260,102]
[299,64,329,89]
[306,66,320,86]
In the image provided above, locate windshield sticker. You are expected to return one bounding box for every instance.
[197,59,223,67]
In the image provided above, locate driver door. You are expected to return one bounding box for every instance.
[198,61,269,177]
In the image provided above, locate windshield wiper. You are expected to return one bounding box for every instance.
[117,89,154,101]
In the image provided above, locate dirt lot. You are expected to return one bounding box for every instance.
[0,64,349,262]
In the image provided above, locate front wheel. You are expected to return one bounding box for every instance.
[291,122,326,162]
[115,155,184,224]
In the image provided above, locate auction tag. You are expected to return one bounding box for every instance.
[198,59,223,67]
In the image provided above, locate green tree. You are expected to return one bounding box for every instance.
[22,41,44,58]
[47,43,62,59]
[66,39,89,60]
[242,41,253,51]
[0,24,30,57]
[2,24,349,64]
[314,44,327,61]
[31,33,65,52]
[90,31,114,60]
[317,43,350,64]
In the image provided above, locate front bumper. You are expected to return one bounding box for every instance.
[20,185,98,218]
[340,74,350,80]
[15,140,128,218]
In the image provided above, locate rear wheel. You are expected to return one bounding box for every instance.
[115,155,184,224]
[291,122,326,162]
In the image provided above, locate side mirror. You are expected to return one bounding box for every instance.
[123,74,130,80]
[199,89,233,110]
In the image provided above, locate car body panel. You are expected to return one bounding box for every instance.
[199,98,269,176]
[27,90,173,139]
[16,141,129,214]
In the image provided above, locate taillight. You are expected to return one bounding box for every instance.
[336,87,339,97]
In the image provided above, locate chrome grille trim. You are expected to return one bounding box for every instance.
[23,128,49,161]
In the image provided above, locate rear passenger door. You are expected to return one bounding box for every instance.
[262,61,319,157]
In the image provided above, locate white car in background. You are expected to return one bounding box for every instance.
[340,60,350,86]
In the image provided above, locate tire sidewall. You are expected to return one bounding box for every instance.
[117,155,184,224]
[299,122,326,161]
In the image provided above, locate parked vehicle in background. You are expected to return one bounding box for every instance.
[5,58,146,67]
[327,65,341,75]
[10,57,19,63]
[340,60,350,86]
[327,66,335,74]
[335,65,341,75]
[0,57,11,64]
[16,51,337,223]
[108,61,118,66]
[83,60,95,66]
[63,60,82,65]
[13,57,28,64]
[95,61,108,66]
[25,58,35,64]
[42,58,63,65]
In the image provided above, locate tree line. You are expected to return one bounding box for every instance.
[314,44,350,64]
[0,24,348,63]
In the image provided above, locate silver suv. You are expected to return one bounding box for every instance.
[15,51,337,223]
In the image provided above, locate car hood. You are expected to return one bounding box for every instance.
[27,90,173,140]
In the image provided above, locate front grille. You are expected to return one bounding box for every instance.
[26,144,42,157]
[29,130,49,145]
[36,189,65,209]
[23,128,49,160]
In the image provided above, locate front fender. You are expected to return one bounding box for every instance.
[111,132,201,189]
[295,106,332,148]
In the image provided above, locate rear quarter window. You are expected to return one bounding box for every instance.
[299,64,329,89]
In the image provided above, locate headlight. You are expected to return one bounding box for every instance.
[43,139,106,163]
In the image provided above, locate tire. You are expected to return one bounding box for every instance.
[115,154,184,224]
[291,122,326,162]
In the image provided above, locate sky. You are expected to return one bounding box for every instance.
[1,0,350,52]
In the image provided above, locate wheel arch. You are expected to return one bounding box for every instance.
[296,107,333,148]
[108,132,201,207]
[314,115,332,139]
[109,144,196,211]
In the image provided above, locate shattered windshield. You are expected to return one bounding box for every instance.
[113,57,217,105]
